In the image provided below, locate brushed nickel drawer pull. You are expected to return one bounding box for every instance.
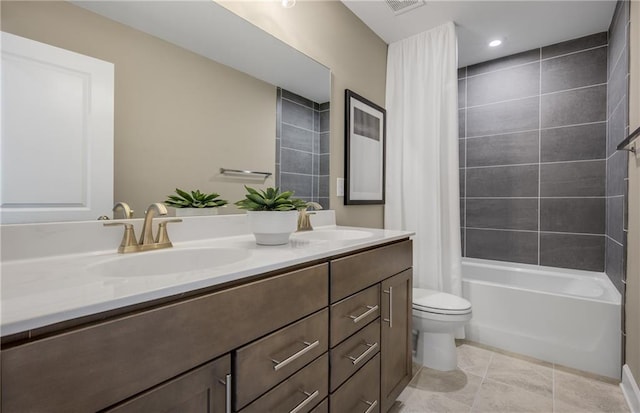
[347,342,379,365]
[225,374,232,413]
[349,305,379,323]
[362,399,378,413]
[383,287,393,328]
[217,373,233,413]
[271,340,320,371]
[289,389,319,413]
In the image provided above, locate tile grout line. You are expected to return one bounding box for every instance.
[466,158,607,170]
[464,83,605,111]
[464,43,606,81]
[465,71,468,257]
[538,47,543,266]
[465,120,606,140]
[552,363,556,413]
[469,351,494,413]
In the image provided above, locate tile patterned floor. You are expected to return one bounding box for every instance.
[390,342,630,413]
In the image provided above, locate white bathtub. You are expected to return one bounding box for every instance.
[462,258,622,379]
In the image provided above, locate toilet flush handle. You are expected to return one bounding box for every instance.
[383,287,393,328]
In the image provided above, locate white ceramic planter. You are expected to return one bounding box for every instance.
[247,210,298,245]
[170,207,220,217]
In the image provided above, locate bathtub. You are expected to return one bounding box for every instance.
[461,258,621,379]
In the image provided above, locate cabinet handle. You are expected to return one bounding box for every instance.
[361,399,378,413]
[349,305,379,323]
[271,340,320,371]
[224,374,232,413]
[383,287,393,328]
[347,342,379,365]
[289,389,319,413]
[217,373,233,413]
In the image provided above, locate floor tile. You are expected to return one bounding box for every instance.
[409,367,483,407]
[400,390,473,413]
[485,352,553,397]
[472,378,554,413]
[457,343,493,377]
[554,370,630,413]
[397,343,630,413]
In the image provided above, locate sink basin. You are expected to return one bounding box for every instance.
[292,229,373,241]
[91,247,250,277]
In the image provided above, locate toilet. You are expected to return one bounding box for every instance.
[412,288,472,371]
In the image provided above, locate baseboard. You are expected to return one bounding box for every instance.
[621,364,640,413]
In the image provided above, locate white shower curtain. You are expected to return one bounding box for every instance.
[384,22,462,296]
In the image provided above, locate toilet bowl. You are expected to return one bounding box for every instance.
[413,288,472,371]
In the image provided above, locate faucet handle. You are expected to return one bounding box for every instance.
[155,219,182,245]
[104,222,139,253]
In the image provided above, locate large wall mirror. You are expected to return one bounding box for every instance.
[1,0,330,223]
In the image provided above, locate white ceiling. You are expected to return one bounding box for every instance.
[341,0,617,67]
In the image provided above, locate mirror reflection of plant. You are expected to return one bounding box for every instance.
[235,186,307,211]
[165,188,228,208]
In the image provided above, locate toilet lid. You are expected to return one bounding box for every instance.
[413,288,471,315]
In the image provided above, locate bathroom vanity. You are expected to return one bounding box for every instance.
[0,216,413,413]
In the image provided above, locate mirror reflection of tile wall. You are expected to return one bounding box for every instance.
[276,88,330,209]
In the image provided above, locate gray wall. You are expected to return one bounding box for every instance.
[276,88,330,209]
[606,0,630,294]
[459,33,609,272]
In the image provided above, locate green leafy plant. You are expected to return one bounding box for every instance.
[165,188,228,208]
[235,186,307,211]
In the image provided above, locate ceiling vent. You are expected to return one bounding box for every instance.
[384,0,426,15]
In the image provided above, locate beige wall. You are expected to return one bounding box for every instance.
[1,1,277,217]
[626,0,640,387]
[221,0,388,228]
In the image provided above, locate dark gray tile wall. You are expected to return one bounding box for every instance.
[276,88,330,209]
[606,0,630,293]
[460,32,609,272]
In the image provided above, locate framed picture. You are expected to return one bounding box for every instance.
[344,89,386,205]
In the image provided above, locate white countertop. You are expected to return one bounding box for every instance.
[1,218,412,337]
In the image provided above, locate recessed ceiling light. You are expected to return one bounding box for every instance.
[489,39,502,47]
[281,0,296,8]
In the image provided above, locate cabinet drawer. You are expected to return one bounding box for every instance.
[330,240,412,303]
[310,398,328,413]
[105,354,230,413]
[330,319,380,392]
[330,353,380,413]
[240,353,328,413]
[1,264,328,413]
[330,284,379,347]
[235,309,329,409]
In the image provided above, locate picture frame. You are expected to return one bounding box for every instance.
[344,89,386,205]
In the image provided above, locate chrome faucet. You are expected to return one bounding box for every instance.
[297,202,323,231]
[113,202,134,219]
[104,202,182,253]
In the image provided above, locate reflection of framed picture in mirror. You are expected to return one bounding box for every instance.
[344,89,386,205]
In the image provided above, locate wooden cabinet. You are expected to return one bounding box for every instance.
[235,309,329,409]
[105,355,231,413]
[330,354,380,413]
[1,239,412,413]
[328,240,413,413]
[380,269,413,413]
[1,264,328,413]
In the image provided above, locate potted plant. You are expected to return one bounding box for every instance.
[165,188,228,216]
[235,186,307,245]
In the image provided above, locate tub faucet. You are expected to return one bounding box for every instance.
[297,202,323,231]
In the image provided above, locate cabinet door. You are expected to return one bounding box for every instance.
[105,355,231,413]
[380,269,412,412]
